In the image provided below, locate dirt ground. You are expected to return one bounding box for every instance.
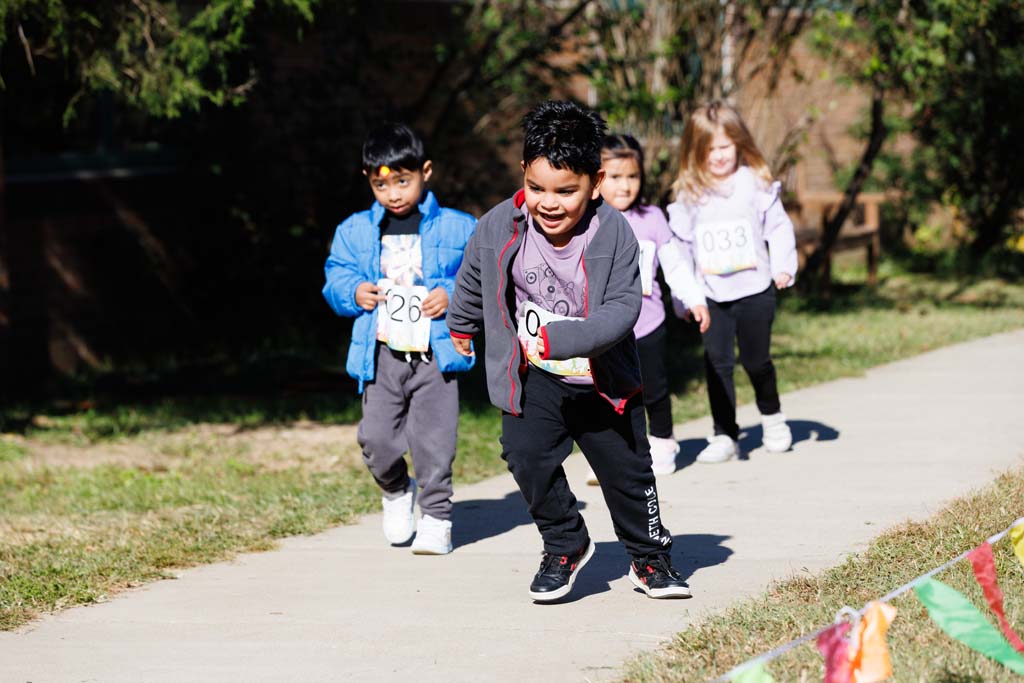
[7,421,364,472]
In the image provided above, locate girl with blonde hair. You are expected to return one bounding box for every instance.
[667,101,798,464]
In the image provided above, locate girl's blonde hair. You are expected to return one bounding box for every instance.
[672,101,773,204]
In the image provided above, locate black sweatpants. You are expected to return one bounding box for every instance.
[500,367,673,560]
[702,284,781,440]
[636,322,673,438]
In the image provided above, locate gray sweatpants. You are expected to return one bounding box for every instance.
[357,343,459,520]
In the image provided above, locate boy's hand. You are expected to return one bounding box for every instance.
[774,273,792,289]
[691,305,711,333]
[355,282,385,311]
[452,336,474,356]
[422,287,449,319]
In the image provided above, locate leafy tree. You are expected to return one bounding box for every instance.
[0,0,317,120]
[810,0,1024,276]
[0,0,318,393]
[578,0,818,203]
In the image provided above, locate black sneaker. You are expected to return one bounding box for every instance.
[629,555,692,599]
[528,540,595,602]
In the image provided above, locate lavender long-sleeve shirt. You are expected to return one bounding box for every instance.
[666,166,798,303]
[624,206,703,338]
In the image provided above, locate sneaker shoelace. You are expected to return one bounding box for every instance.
[640,555,683,583]
[537,552,570,574]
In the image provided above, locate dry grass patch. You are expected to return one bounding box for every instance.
[9,421,362,472]
[624,468,1024,683]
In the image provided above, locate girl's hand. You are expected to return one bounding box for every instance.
[355,282,385,311]
[452,336,474,356]
[691,305,711,333]
[536,327,547,357]
[422,287,449,318]
[774,273,792,289]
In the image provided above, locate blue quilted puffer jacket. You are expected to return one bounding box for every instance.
[322,191,476,392]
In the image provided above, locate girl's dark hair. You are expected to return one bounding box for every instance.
[522,100,607,176]
[601,134,647,212]
[362,122,428,174]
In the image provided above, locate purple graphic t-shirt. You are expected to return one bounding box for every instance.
[513,212,598,384]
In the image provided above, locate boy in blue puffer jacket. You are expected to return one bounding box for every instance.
[323,123,475,555]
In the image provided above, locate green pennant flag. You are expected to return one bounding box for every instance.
[732,661,775,683]
[914,577,1024,674]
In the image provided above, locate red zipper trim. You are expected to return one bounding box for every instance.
[498,213,521,416]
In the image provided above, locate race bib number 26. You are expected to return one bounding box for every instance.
[695,218,758,276]
[517,301,591,378]
[376,278,431,353]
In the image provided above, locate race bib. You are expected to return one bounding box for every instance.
[517,301,591,378]
[695,218,758,275]
[376,278,431,353]
[637,239,656,296]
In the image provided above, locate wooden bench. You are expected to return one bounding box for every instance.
[791,190,886,285]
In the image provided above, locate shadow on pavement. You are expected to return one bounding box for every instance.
[452,492,588,550]
[674,418,840,471]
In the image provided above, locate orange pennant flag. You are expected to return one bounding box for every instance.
[848,601,897,683]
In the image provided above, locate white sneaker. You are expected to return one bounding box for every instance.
[381,479,416,545]
[649,435,680,475]
[584,466,600,486]
[696,435,738,464]
[411,514,452,555]
[762,413,792,452]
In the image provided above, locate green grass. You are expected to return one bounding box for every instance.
[624,468,1024,683]
[665,268,1024,424]
[0,456,382,630]
[1,266,1023,631]
[0,437,27,463]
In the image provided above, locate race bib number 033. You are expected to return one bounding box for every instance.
[517,301,591,378]
[695,218,758,276]
[376,278,431,353]
[637,239,656,296]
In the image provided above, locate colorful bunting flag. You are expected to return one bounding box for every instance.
[816,622,852,683]
[914,577,1024,674]
[848,601,897,683]
[968,542,1024,652]
[732,661,775,683]
[1011,523,1024,569]
[719,521,1024,683]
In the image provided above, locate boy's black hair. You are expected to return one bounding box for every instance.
[362,122,428,174]
[522,100,607,176]
[601,134,647,212]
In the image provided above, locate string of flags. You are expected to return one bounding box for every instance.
[712,517,1024,683]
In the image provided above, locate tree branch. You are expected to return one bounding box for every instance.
[430,0,595,138]
[805,83,888,278]
[17,24,36,77]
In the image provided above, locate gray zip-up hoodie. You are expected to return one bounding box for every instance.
[447,190,643,416]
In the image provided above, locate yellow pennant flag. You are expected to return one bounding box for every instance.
[1011,523,1024,570]
[849,601,897,683]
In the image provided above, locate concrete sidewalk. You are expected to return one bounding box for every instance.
[3,330,1023,683]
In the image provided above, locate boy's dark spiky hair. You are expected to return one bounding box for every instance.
[362,122,428,174]
[522,100,607,176]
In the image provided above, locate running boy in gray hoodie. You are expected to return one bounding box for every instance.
[447,101,692,602]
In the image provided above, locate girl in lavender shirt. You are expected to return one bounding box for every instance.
[666,102,798,464]
[583,135,710,483]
